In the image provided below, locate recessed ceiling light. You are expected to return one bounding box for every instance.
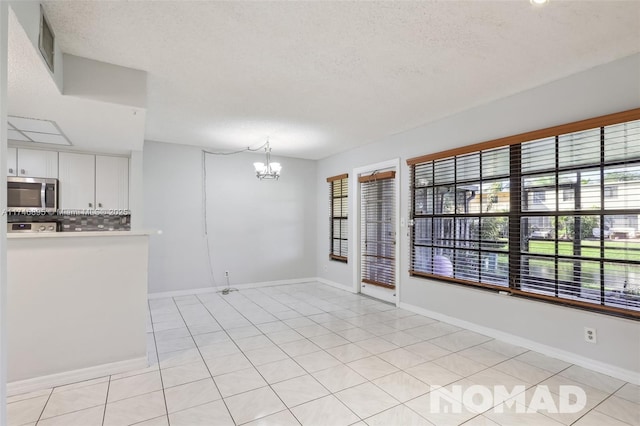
[530,0,549,5]
[7,116,72,146]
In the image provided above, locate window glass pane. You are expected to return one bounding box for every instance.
[480,180,510,213]
[522,137,555,173]
[454,250,479,282]
[414,187,433,215]
[604,263,640,311]
[435,186,455,214]
[523,174,556,212]
[579,169,602,210]
[481,252,509,286]
[521,255,555,295]
[415,163,433,187]
[557,259,601,305]
[456,184,480,214]
[455,217,479,249]
[457,153,480,182]
[605,120,640,163]
[434,158,455,184]
[558,127,600,168]
[480,216,508,251]
[482,147,509,178]
[412,246,432,273]
[522,216,554,251]
[603,214,639,243]
[434,218,454,247]
[604,164,640,210]
[414,218,432,246]
[433,250,454,277]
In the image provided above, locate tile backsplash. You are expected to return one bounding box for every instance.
[8,214,130,232]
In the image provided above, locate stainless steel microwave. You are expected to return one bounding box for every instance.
[7,177,58,213]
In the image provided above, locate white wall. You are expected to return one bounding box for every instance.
[144,140,317,294]
[316,53,640,378]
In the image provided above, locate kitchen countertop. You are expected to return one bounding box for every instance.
[7,230,156,239]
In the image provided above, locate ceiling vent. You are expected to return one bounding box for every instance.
[7,116,72,146]
[39,6,55,73]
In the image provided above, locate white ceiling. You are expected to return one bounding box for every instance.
[13,1,640,159]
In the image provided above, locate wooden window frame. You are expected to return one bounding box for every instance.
[407,108,640,319]
[328,173,349,263]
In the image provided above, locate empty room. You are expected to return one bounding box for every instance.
[1,1,639,425]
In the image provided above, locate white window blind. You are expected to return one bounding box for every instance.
[328,174,348,262]
[408,111,640,318]
[360,171,396,288]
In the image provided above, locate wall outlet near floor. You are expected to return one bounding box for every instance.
[584,327,597,344]
[224,271,230,277]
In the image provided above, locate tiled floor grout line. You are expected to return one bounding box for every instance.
[149,298,175,426]
[32,388,53,426]
[100,375,111,426]
[566,382,629,426]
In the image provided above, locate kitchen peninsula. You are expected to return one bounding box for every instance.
[6,230,151,394]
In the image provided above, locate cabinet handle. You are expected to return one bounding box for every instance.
[89,203,93,208]
[8,168,13,174]
[20,169,26,175]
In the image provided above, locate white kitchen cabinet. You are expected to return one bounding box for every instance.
[58,152,96,210]
[16,149,59,178]
[95,155,129,210]
[7,147,17,176]
[58,152,129,211]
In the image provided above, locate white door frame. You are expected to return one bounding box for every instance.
[351,158,401,306]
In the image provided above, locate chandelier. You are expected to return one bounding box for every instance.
[253,140,282,180]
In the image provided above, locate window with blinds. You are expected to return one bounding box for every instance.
[328,174,348,262]
[408,109,640,317]
[360,171,396,288]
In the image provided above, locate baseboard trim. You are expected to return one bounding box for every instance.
[148,277,318,299]
[398,302,640,385]
[7,356,148,396]
[315,277,356,293]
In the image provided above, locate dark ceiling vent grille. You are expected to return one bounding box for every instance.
[38,6,55,73]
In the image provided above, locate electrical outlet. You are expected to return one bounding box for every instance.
[224,271,229,277]
[584,327,597,344]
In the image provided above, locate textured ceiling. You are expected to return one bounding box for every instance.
[24,1,640,158]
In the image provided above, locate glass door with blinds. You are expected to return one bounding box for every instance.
[359,170,397,302]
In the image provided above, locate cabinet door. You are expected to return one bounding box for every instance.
[7,147,17,176]
[95,155,129,210]
[17,149,58,178]
[58,152,95,210]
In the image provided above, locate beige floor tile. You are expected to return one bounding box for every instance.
[364,404,432,426]
[594,395,640,425]
[243,409,301,426]
[272,374,330,407]
[347,356,399,380]
[335,382,399,419]
[311,364,368,393]
[372,371,431,402]
[294,350,342,372]
[7,395,50,426]
[164,378,221,414]
[213,367,268,397]
[108,371,162,403]
[256,358,307,384]
[224,386,287,425]
[37,405,104,426]
[168,400,234,426]
[103,390,166,426]
[41,381,108,419]
[291,395,359,426]
[161,360,210,388]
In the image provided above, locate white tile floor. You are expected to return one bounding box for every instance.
[7,282,640,426]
